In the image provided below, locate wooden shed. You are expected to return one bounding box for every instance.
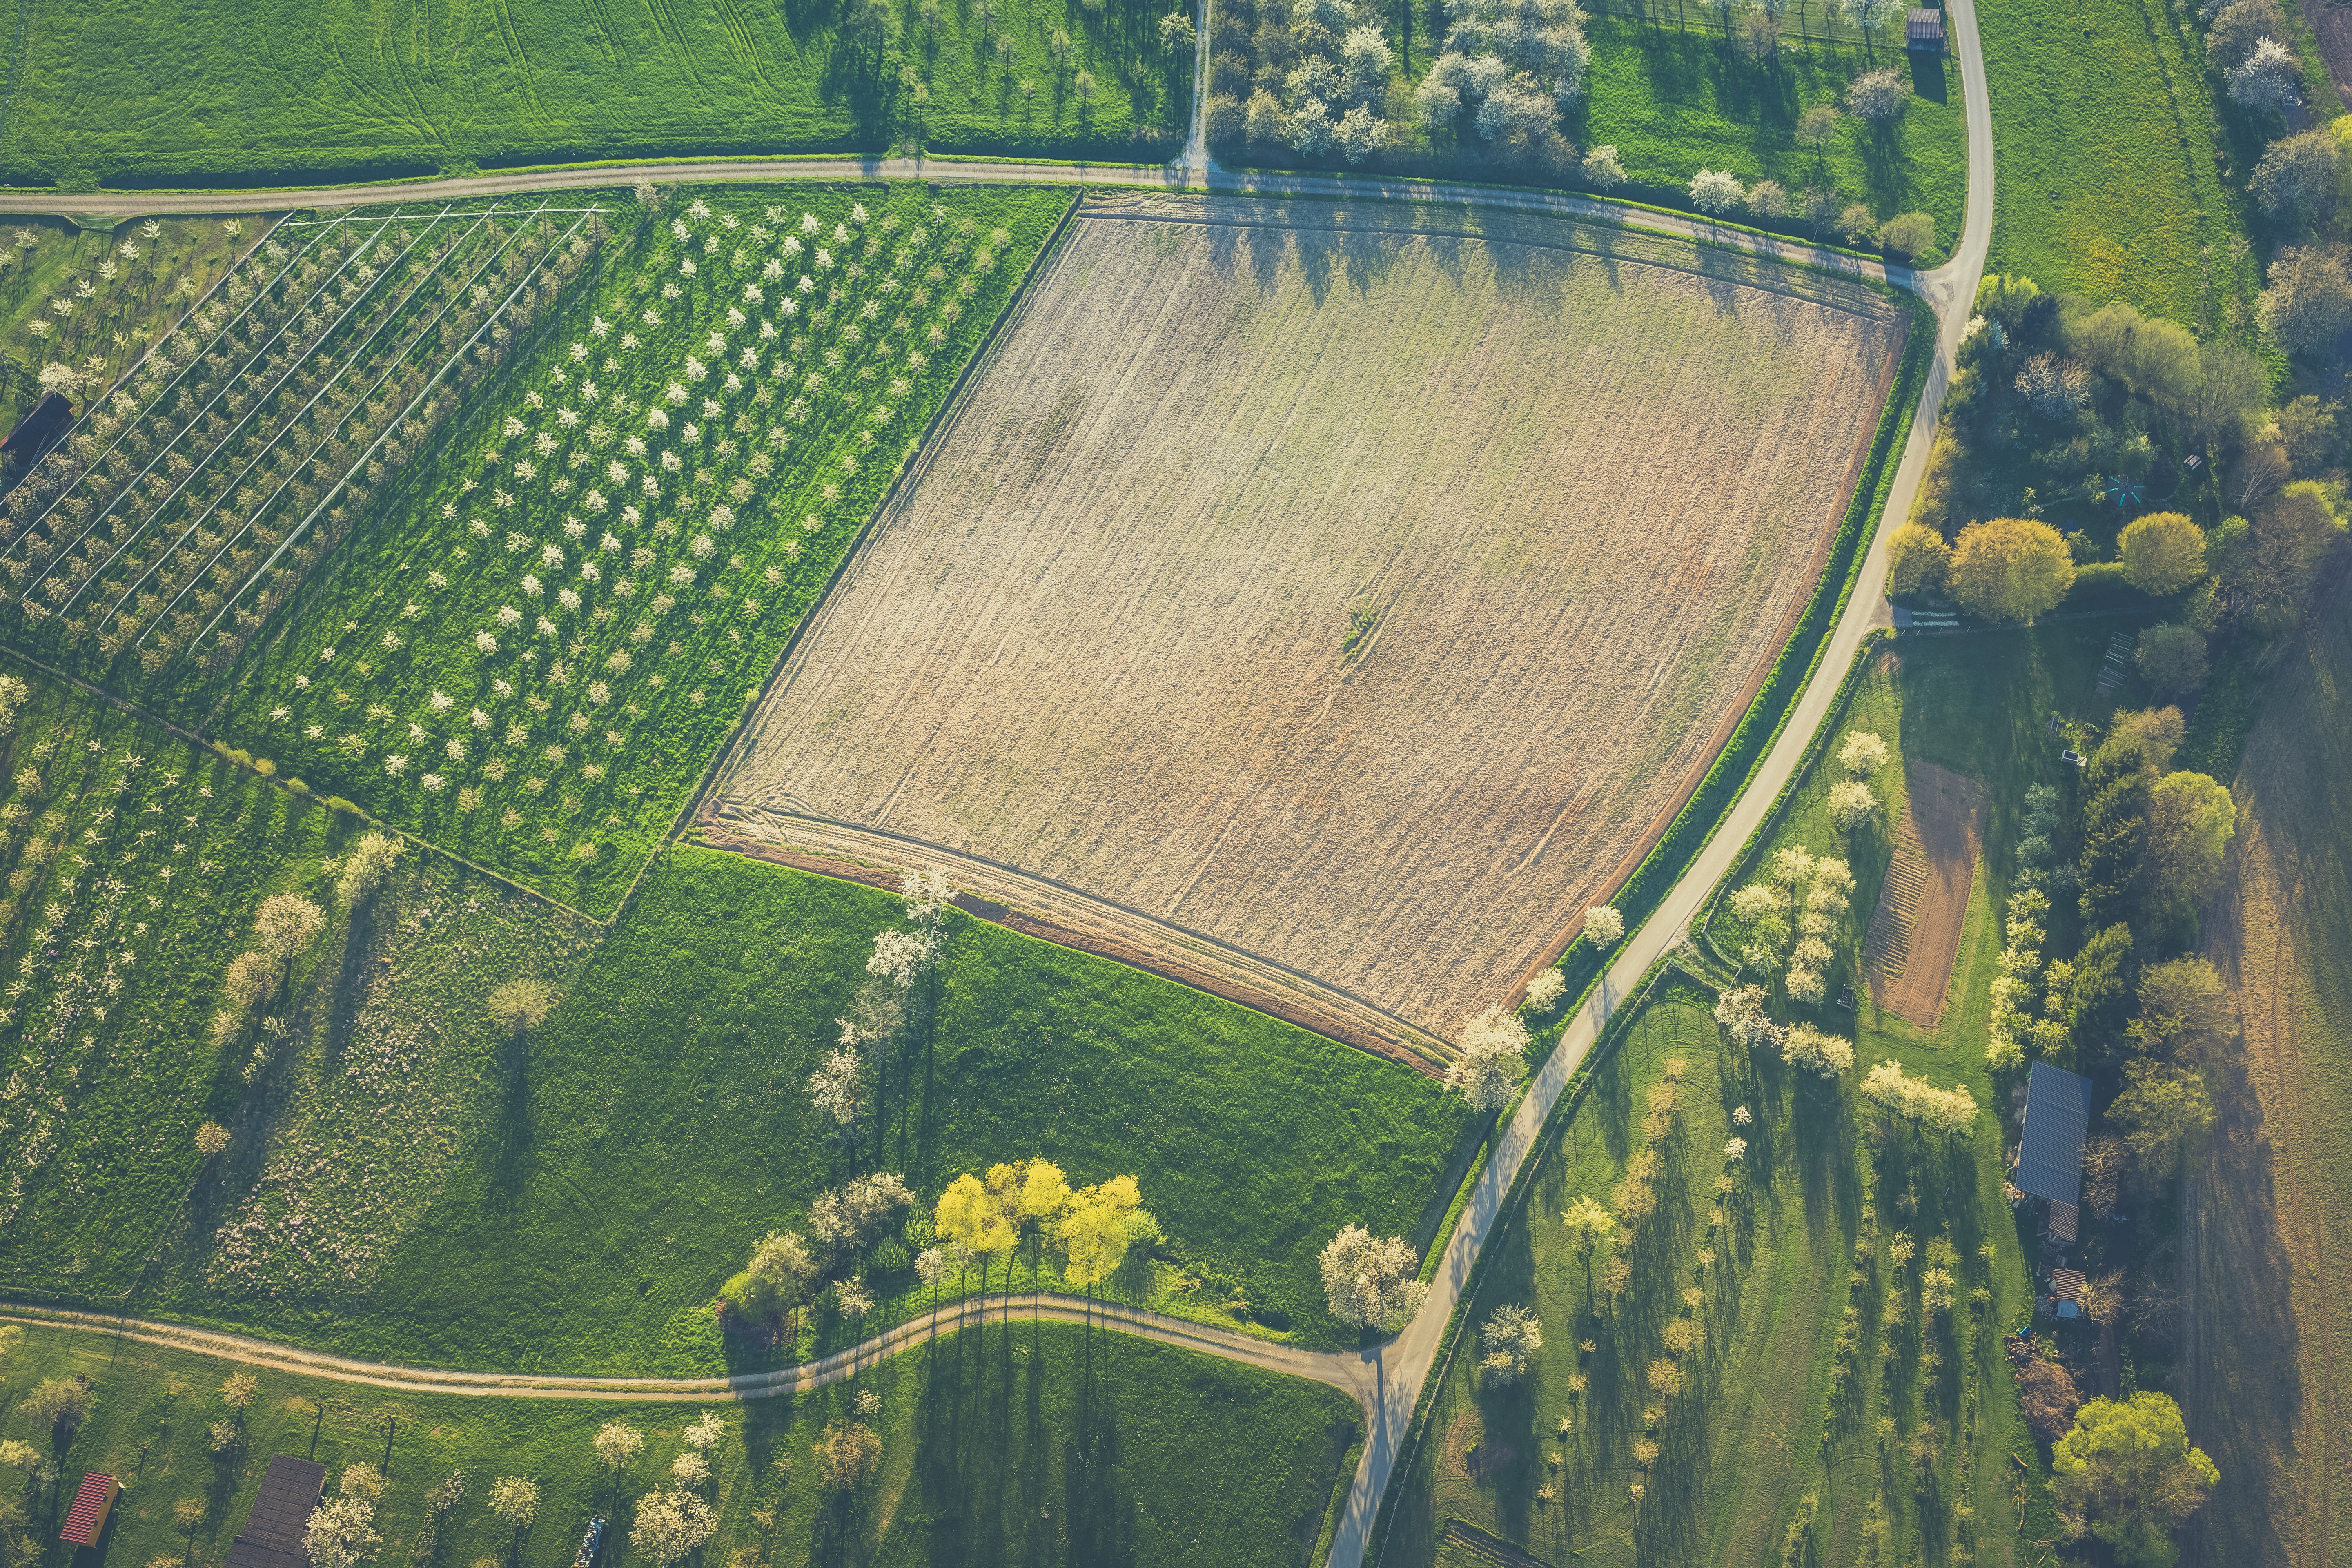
[225,1457,328,1568]
[1907,7,1946,50]
[61,1472,118,1546]
[2051,1267,2085,1320]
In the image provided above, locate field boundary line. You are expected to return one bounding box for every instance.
[682,189,1087,869]
[699,826,1448,1076]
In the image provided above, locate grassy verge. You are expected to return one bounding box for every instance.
[1978,0,2256,330]
[0,1316,1357,1568]
[1577,24,1967,250]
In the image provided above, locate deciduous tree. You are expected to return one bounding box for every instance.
[628,1491,715,1565]
[2118,513,2207,595]
[1885,523,1950,596]
[2050,1392,2217,1564]
[1948,517,2074,623]
[303,1501,379,1568]
[2259,245,2352,353]
[1319,1224,1426,1330]
[2135,624,2208,697]
[1446,1005,1530,1112]
[1478,1303,1543,1385]
[2109,1060,2216,1185]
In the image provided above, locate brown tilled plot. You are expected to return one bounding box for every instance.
[715,193,1909,1050]
[1862,760,1987,1027]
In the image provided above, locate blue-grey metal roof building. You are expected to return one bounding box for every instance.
[2015,1060,2092,1206]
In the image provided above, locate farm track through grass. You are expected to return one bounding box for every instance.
[0,1317,1360,1568]
[721,191,1910,1042]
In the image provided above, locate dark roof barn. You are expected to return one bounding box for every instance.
[225,1457,328,1568]
[2015,1059,2092,1206]
[1907,7,1946,49]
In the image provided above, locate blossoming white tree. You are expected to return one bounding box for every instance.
[1320,1224,1428,1330]
[1447,1004,1530,1113]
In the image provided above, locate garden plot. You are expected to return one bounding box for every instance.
[1862,758,1987,1028]
[717,194,1909,1045]
[185,187,1066,915]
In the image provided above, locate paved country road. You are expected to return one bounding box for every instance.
[0,0,1992,1552]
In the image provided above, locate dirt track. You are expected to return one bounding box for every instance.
[1862,758,1986,1027]
[716,192,1907,1044]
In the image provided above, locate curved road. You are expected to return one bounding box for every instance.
[0,6,1992,1558]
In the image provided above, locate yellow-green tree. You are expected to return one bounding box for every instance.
[2051,1392,2217,1565]
[2145,771,2236,911]
[1949,517,2075,623]
[1057,1176,1161,1323]
[2117,512,2207,595]
[934,1171,1018,1317]
[1016,1159,1074,1304]
[1885,523,1951,597]
[1561,1195,1617,1301]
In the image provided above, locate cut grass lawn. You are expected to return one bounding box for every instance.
[1978,0,2256,330]
[2180,565,2352,1567]
[0,1316,1359,1568]
[0,0,1182,190]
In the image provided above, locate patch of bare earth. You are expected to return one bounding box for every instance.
[2185,560,2352,1568]
[1862,759,1987,1028]
[714,193,1907,1051]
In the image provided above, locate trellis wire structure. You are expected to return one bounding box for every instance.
[0,200,610,677]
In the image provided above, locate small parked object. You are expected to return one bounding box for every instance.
[575,1515,608,1568]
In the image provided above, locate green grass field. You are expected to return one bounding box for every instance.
[0,0,1182,191]
[0,667,360,1278]
[1978,0,2256,330]
[0,814,1472,1371]
[1577,24,1967,249]
[0,1317,1359,1568]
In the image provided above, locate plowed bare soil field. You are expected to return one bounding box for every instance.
[715,193,1909,1045]
[1864,759,1989,1027]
